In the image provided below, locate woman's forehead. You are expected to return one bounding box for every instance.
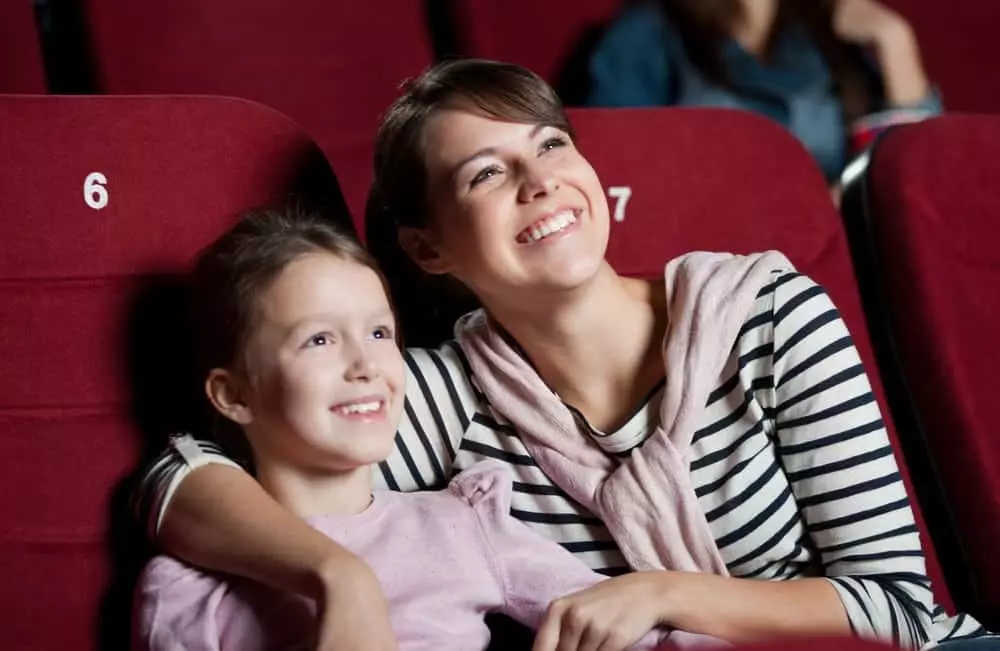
[423,108,547,165]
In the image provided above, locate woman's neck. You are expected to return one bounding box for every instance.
[252,455,374,520]
[484,262,668,431]
[733,0,781,56]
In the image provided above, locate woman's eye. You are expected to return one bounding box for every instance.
[541,136,568,152]
[470,165,502,188]
[372,326,395,340]
[304,333,332,348]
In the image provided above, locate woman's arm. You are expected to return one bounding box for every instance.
[535,273,935,648]
[159,460,397,651]
[832,0,933,107]
[647,274,934,646]
[133,347,476,649]
[767,273,936,646]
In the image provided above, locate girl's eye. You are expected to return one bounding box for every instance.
[372,325,395,341]
[541,135,568,152]
[304,333,333,348]
[470,164,503,188]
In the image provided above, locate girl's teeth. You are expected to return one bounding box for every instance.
[339,401,381,414]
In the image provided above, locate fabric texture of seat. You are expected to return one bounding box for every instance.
[844,114,1000,626]
[79,0,434,223]
[0,0,46,92]
[449,0,621,103]
[0,94,346,651]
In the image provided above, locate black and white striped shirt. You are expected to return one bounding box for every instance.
[139,272,984,648]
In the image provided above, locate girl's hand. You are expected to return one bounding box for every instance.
[532,572,669,651]
[832,0,914,48]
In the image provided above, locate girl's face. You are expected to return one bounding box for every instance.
[413,107,611,305]
[236,253,405,473]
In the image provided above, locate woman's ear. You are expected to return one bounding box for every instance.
[205,368,254,426]
[398,226,453,275]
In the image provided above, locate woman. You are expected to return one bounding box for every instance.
[136,59,987,650]
[587,0,941,185]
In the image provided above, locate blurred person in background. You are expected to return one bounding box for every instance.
[587,0,940,195]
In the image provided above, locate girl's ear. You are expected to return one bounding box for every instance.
[398,227,454,275]
[205,368,254,426]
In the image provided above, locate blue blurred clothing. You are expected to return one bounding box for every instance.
[587,3,942,181]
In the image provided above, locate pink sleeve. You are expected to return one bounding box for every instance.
[450,462,669,649]
[133,555,226,651]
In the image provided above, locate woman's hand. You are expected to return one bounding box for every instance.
[832,0,931,106]
[532,572,668,651]
[831,0,913,48]
[316,558,397,651]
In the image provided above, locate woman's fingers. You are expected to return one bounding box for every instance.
[533,601,568,651]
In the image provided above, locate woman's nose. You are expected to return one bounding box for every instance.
[517,162,560,202]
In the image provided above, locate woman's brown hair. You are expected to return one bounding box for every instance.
[660,0,874,123]
[366,59,573,345]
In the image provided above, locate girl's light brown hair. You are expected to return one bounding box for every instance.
[366,59,571,345]
[193,205,390,378]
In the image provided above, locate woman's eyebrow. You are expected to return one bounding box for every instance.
[451,124,549,177]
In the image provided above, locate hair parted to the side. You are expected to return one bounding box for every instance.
[369,58,573,230]
[192,205,391,465]
[366,58,572,346]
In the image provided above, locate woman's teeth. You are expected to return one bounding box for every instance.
[518,210,577,243]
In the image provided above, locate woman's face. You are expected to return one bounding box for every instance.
[415,107,610,304]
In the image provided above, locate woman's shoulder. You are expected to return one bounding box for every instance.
[404,340,477,390]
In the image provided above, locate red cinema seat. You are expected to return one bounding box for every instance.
[0,0,46,92]
[78,0,435,223]
[0,95,345,651]
[884,0,1000,112]
[842,114,1000,626]
[567,106,956,613]
[450,0,621,102]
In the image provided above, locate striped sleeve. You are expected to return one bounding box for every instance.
[134,342,482,541]
[134,436,244,541]
[375,342,480,492]
[769,273,935,649]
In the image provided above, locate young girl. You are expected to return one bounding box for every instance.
[132,208,717,651]
[135,60,991,651]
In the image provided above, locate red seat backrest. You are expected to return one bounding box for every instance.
[79,0,435,222]
[450,0,621,97]
[854,114,1000,623]
[0,95,344,651]
[885,0,1000,111]
[567,106,954,612]
[0,0,46,92]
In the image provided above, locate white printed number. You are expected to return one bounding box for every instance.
[608,186,632,223]
[84,172,109,210]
